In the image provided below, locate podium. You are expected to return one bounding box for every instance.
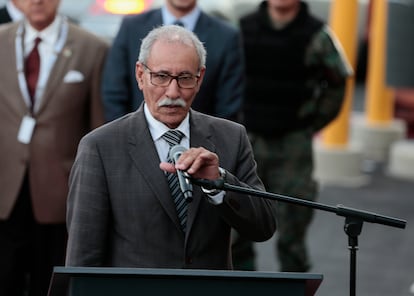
[48,267,322,296]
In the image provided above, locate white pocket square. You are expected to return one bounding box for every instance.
[63,70,84,83]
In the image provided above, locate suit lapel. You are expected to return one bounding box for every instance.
[4,24,29,115]
[36,24,72,114]
[185,110,216,237]
[152,9,163,26]
[193,12,211,44]
[127,107,183,231]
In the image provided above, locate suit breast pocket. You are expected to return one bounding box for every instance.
[63,70,85,84]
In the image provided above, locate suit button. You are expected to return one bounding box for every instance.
[185,257,193,264]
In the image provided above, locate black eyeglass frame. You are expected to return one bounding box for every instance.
[141,63,201,89]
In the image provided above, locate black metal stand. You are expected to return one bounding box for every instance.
[189,177,407,296]
[344,217,363,296]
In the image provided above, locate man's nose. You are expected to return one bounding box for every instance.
[165,78,181,97]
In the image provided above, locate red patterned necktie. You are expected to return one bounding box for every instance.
[25,37,42,106]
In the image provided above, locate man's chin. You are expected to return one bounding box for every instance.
[156,110,186,126]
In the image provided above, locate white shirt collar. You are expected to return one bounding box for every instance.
[6,0,24,22]
[161,5,201,32]
[24,15,62,50]
[144,103,190,142]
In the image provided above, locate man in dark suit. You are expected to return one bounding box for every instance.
[0,0,24,24]
[0,0,108,294]
[102,0,244,122]
[65,25,276,269]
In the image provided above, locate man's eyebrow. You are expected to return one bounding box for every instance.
[154,69,195,75]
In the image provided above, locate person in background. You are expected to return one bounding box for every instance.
[102,0,244,122]
[0,0,108,294]
[233,0,352,272]
[0,0,24,23]
[65,25,276,269]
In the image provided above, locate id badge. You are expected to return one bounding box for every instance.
[17,115,36,144]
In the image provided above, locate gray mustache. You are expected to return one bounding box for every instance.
[158,98,186,107]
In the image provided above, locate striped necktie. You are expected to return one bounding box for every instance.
[162,130,187,232]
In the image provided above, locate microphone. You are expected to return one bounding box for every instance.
[169,145,193,202]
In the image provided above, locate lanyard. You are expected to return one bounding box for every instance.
[15,18,69,114]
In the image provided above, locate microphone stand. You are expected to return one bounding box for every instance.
[189,177,407,296]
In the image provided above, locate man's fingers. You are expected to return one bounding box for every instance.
[159,162,176,173]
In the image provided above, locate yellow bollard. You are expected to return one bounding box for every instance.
[321,0,359,148]
[365,0,393,124]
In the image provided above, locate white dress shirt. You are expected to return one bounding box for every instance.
[144,103,190,163]
[161,5,201,31]
[23,15,65,110]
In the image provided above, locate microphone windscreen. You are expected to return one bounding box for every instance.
[169,145,187,162]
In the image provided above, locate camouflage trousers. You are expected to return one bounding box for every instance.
[232,130,317,272]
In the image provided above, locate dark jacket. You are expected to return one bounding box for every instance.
[240,1,323,135]
[0,6,12,24]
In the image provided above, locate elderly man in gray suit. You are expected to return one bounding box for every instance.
[65,25,277,269]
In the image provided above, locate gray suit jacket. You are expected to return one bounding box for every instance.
[102,8,245,122]
[0,20,108,223]
[66,106,276,269]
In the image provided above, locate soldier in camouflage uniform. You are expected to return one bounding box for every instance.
[234,0,352,272]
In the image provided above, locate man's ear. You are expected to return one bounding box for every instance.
[135,62,144,90]
[196,66,206,91]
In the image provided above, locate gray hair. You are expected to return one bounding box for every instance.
[138,25,207,69]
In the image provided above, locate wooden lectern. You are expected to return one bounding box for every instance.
[48,267,322,296]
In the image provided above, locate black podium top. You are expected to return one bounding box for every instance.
[49,267,322,296]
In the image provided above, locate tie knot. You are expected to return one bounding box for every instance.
[173,20,184,27]
[162,130,184,147]
[33,37,42,47]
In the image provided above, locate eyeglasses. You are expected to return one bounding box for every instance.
[142,63,200,89]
